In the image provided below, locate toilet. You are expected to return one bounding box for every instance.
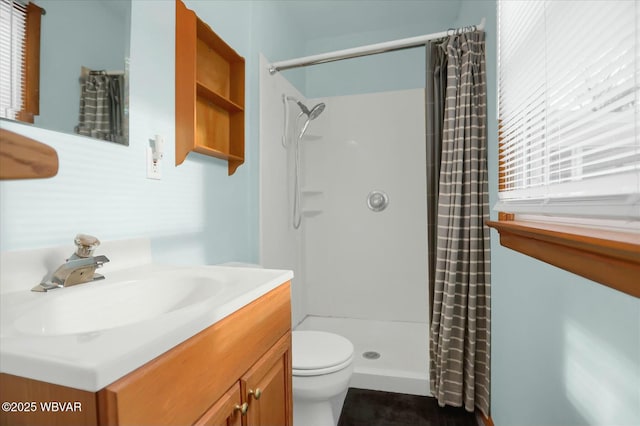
[292,330,354,426]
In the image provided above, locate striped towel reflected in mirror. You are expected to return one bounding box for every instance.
[75,67,125,144]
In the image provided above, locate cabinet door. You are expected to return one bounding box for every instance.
[242,333,292,426]
[195,383,244,426]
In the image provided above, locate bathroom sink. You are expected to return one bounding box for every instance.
[0,261,293,391]
[11,270,224,336]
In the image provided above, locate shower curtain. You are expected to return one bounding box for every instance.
[426,41,447,324]
[427,30,491,417]
[75,70,125,144]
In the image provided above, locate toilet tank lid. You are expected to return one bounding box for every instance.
[292,330,354,370]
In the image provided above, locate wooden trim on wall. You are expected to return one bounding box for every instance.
[487,220,640,298]
[0,129,58,179]
[16,2,42,123]
[25,2,42,117]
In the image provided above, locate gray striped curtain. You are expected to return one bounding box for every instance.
[428,31,491,417]
[426,41,447,324]
[75,72,125,144]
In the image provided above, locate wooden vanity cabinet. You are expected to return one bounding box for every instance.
[242,332,291,426]
[196,332,291,426]
[99,282,292,426]
[194,383,243,426]
[0,282,292,426]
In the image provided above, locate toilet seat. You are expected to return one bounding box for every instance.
[292,331,354,376]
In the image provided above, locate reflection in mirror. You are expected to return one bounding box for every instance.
[0,0,131,145]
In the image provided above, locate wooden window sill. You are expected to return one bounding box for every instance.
[486,219,640,298]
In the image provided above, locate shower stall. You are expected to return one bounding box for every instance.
[259,55,429,396]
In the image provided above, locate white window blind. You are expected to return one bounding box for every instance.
[0,0,27,120]
[497,0,640,220]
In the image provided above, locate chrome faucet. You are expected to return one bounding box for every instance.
[32,234,110,292]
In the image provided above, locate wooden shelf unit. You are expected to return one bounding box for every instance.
[175,0,245,175]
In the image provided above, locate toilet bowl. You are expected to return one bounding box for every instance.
[292,330,354,426]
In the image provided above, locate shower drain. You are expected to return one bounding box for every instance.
[362,351,381,360]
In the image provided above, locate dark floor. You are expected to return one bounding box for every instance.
[337,388,477,426]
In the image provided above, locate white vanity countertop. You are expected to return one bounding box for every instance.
[0,264,293,391]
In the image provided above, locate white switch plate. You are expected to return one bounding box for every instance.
[146,147,161,180]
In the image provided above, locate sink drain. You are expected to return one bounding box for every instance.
[362,351,381,360]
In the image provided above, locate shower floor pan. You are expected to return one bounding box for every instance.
[295,315,430,396]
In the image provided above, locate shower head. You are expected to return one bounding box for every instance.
[309,102,326,120]
[296,101,325,120]
[283,96,326,141]
[285,96,326,120]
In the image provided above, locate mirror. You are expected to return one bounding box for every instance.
[1,0,131,145]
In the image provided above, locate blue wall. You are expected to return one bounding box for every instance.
[299,1,460,98]
[455,2,640,425]
[1,2,638,424]
[0,0,305,266]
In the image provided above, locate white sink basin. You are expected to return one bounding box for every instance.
[12,271,223,336]
[0,263,293,392]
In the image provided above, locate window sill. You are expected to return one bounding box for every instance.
[486,219,640,298]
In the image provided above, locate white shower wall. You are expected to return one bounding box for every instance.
[260,56,428,326]
[260,67,430,394]
[302,89,428,323]
[259,54,307,326]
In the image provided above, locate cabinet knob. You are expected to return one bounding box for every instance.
[249,388,262,400]
[234,402,249,415]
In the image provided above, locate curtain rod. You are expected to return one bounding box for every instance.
[269,17,485,74]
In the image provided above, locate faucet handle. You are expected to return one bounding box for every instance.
[74,234,100,258]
